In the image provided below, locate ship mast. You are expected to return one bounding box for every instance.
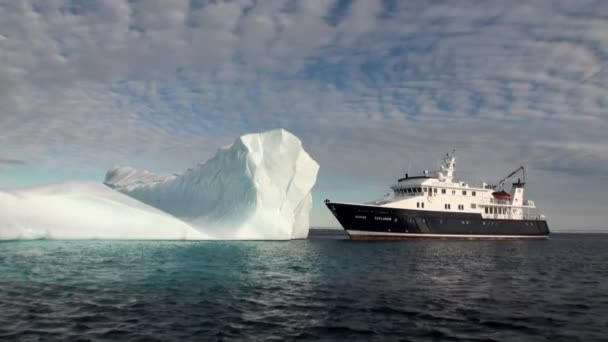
[438,150,456,182]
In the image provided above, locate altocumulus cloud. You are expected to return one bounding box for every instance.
[0,0,606,229]
[0,158,26,166]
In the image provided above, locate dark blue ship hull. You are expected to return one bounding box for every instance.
[326,202,550,240]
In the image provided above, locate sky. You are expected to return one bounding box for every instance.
[0,0,607,232]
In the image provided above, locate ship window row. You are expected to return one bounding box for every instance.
[395,187,423,195]
[397,187,478,197]
[416,202,425,208]
[485,207,508,214]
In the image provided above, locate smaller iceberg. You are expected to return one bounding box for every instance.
[0,182,206,240]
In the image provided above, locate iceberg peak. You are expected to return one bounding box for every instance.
[105,128,319,240]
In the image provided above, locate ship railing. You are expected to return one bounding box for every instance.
[523,214,545,220]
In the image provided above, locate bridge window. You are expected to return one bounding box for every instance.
[433,188,437,193]
[417,187,422,193]
[471,203,477,209]
[441,189,446,194]
[472,191,476,196]
[462,190,467,196]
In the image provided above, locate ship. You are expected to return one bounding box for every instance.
[325,151,550,240]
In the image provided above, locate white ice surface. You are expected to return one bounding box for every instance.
[1,129,318,241]
[0,182,207,240]
[105,129,319,240]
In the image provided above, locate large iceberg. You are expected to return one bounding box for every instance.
[0,129,319,241]
[105,129,319,240]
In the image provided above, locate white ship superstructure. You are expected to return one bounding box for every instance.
[371,152,541,221]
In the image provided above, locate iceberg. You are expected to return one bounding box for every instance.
[105,129,319,240]
[0,129,319,241]
[0,182,207,240]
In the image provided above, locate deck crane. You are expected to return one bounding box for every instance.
[492,166,525,201]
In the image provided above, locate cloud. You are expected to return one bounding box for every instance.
[0,0,607,229]
[0,158,26,165]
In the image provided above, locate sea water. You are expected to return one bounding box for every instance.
[0,232,606,341]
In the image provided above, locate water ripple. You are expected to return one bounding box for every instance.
[0,234,607,341]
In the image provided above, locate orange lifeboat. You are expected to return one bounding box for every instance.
[492,190,512,201]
